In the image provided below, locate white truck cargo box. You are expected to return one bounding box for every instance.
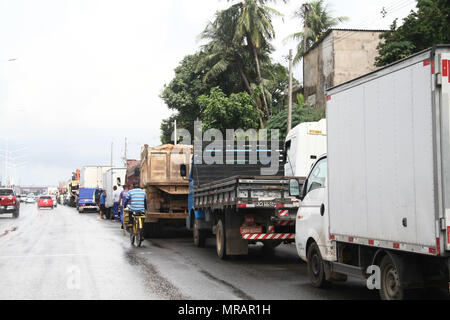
[327,46,450,254]
[102,168,127,208]
[80,166,112,189]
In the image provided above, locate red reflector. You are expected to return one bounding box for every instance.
[423,59,431,66]
[368,240,374,246]
[238,204,247,209]
[326,96,331,101]
[436,238,440,255]
[393,243,400,249]
[348,237,354,243]
[276,204,284,208]
[443,60,449,77]
[432,60,435,74]
[447,227,450,244]
[330,234,335,240]
[245,215,255,225]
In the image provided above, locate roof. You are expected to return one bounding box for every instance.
[304,28,389,56]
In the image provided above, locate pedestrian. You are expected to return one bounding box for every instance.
[119,185,129,228]
[99,190,106,220]
[113,186,121,222]
[124,182,147,230]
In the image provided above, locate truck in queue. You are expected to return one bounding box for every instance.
[140,144,192,238]
[288,46,450,300]
[80,166,113,189]
[77,188,100,213]
[182,141,301,259]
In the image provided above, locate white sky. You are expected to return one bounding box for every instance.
[0,0,417,186]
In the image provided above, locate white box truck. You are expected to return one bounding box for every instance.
[80,166,113,189]
[102,168,127,209]
[289,46,450,300]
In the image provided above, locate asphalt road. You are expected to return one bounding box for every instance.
[0,204,447,300]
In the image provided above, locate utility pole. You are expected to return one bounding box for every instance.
[287,49,294,134]
[123,138,128,167]
[174,120,178,145]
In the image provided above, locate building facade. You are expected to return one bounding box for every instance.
[303,29,386,109]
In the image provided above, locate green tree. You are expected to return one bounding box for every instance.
[286,0,348,64]
[198,87,263,133]
[376,0,450,67]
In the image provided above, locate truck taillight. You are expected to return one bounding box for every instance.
[245,215,255,226]
[12,197,16,204]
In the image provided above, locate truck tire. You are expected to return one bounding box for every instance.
[307,242,330,288]
[380,255,405,300]
[216,219,227,260]
[194,218,207,248]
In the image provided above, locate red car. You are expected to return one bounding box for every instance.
[38,196,54,210]
[0,188,20,219]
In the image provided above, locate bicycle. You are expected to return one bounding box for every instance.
[123,208,145,247]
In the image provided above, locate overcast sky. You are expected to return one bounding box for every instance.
[0,0,417,186]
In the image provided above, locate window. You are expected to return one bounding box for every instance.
[306,158,327,194]
[0,190,14,196]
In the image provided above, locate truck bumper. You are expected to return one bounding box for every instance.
[241,233,295,241]
[0,206,17,214]
[145,212,188,223]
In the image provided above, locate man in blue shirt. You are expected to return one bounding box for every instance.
[124,182,147,213]
[124,182,147,230]
[99,190,106,220]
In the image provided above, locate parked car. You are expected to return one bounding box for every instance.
[37,196,54,210]
[0,188,20,219]
[19,195,26,203]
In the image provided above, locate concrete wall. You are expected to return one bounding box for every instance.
[333,30,383,86]
[303,30,384,109]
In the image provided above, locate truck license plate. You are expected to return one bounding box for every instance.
[240,226,263,234]
[256,202,276,207]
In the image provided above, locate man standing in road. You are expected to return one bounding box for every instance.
[119,185,129,227]
[113,186,121,222]
[99,190,106,220]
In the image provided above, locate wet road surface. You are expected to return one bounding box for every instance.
[0,204,447,300]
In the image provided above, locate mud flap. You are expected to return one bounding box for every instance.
[225,209,248,256]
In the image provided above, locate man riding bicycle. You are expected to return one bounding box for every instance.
[123,182,147,231]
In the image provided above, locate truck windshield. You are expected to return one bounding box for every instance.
[0,190,13,196]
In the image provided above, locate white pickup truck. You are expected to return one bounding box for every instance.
[289,46,450,300]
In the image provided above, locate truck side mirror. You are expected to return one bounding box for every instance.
[180,165,187,178]
[289,179,300,198]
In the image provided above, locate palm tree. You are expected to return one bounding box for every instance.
[287,0,349,64]
[198,7,254,95]
[227,0,286,118]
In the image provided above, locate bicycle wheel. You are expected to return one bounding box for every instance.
[130,217,136,246]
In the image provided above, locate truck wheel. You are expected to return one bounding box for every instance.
[194,219,207,248]
[216,219,227,260]
[307,242,330,288]
[380,255,405,300]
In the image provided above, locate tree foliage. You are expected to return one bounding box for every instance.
[198,87,263,133]
[266,95,325,141]
[375,0,450,67]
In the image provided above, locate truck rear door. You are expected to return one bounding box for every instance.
[439,50,450,251]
